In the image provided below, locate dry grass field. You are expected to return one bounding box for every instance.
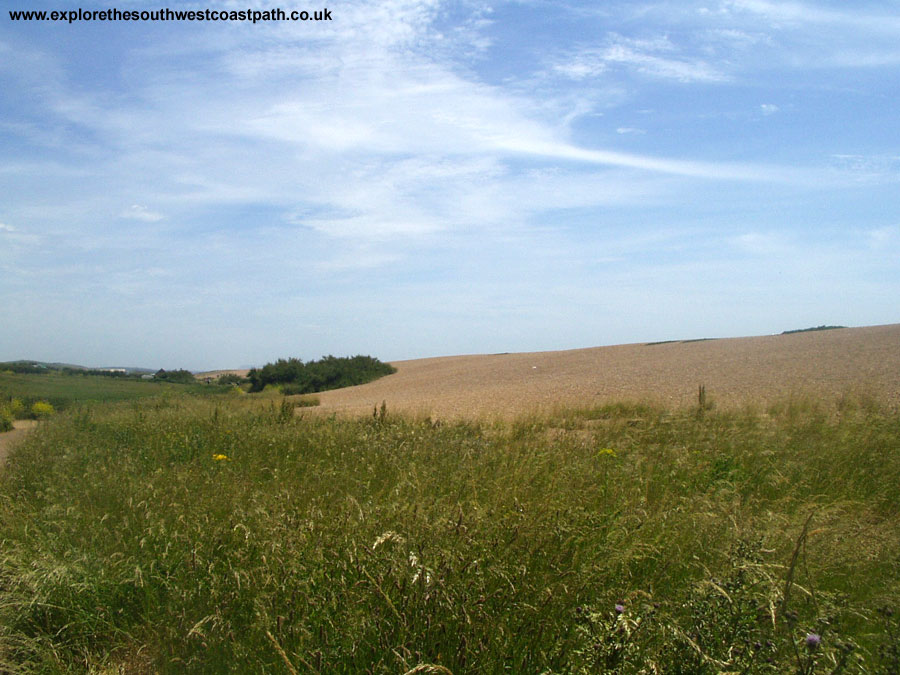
[3,325,900,672]
[0,420,37,468]
[314,324,900,420]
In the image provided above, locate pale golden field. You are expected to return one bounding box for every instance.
[313,324,900,420]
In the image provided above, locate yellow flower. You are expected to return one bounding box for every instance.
[597,448,616,458]
[31,401,55,419]
[212,453,229,461]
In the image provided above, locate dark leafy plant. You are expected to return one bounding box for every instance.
[247,355,396,393]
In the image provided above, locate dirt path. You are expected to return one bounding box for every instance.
[0,420,38,468]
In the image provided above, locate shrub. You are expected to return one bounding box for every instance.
[8,398,26,419]
[279,383,306,396]
[30,401,55,419]
[216,374,246,386]
[0,407,13,432]
[247,354,396,393]
[152,369,196,384]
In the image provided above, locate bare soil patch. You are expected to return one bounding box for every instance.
[0,420,38,467]
[314,324,900,421]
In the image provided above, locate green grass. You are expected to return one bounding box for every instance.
[0,372,219,411]
[0,395,898,673]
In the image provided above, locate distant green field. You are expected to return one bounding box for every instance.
[0,372,216,409]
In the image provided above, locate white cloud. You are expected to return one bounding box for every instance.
[718,0,900,68]
[759,103,779,115]
[733,231,791,255]
[616,127,646,135]
[555,35,728,83]
[725,0,900,32]
[867,225,900,250]
[0,222,15,232]
[491,137,781,181]
[3,0,820,262]
[701,28,770,50]
[120,205,164,222]
[828,155,900,183]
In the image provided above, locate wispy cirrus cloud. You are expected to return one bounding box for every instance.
[2,0,898,367]
[554,34,728,83]
[714,0,900,67]
[4,5,796,253]
[120,205,164,223]
[725,0,900,32]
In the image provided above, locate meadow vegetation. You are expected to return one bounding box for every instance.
[0,371,221,414]
[0,391,897,673]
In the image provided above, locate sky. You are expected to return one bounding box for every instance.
[1,0,899,370]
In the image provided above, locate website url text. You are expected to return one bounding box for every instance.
[8,7,332,24]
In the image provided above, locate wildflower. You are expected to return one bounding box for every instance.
[212,453,229,461]
[31,401,55,419]
[615,603,626,614]
[805,633,821,650]
[372,531,404,549]
[597,448,616,458]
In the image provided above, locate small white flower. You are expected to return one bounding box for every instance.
[372,531,404,549]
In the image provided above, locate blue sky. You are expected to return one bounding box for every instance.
[1,0,898,370]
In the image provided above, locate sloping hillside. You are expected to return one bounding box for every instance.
[314,324,900,419]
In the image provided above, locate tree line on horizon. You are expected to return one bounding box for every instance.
[246,355,396,394]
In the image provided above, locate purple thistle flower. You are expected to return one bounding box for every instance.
[805,633,821,650]
[615,603,626,614]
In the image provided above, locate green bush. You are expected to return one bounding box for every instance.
[0,408,13,432]
[247,354,396,393]
[30,401,54,419]
[151,369,197,384]
[216,374,246,386]
[8,398,25,419]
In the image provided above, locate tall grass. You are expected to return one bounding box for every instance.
[0,395,897,673]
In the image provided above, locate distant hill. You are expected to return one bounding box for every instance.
[1,361,156,375]
[1,360,85,371]
[312,323,900,420]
